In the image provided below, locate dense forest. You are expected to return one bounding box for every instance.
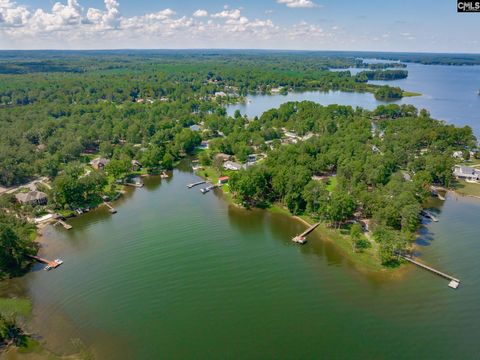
[355,70,408,82]
[0,51,476,272]
[0,52,407,187]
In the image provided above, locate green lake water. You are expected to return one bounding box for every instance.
[5,161,480,359]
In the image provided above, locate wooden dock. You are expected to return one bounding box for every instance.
[292,222,320,244]
[200,184,218,194]
[28,255,63,270]
[399,254,460,289]
[125,182,144,188]
[54,219,72,230]
[187,181,206,189]
[104,202,117,214]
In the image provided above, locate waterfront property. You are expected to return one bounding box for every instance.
[453,165,480,181]
[15,191,48,206]
[131,159,142,171]
[223,161,244,171]
[8,168,480,359]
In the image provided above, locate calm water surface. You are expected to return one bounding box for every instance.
[227,63,480,135]
[6,162,480,359]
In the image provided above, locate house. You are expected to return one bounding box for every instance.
[91,157,110,170]
[215,153,232,162]
[15,191,48,206]
[199,141,209,149]
[131,160,142,171]
[189,124,201,132]
[452,151,464,159]
[218,176,229,184]
[224,161,244,171]
[215,91,227,97]
[453,166,480,181]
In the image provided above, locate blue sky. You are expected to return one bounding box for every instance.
[0,0,478,52]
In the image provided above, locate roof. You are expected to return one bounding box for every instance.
[458,166,475,174]
[15,191,47,203]
[189,124,201,131]
[219,176,230,181]
[224,161,243,170]
[91,157,109,166]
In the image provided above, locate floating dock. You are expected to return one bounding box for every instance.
[28,255,64,270]
[292,222,320,244]
[200,184,217,194]
[187,181,206,189]
[399,254,460,289]
[125,182,144,188]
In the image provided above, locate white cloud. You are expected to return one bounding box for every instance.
[211,9,241,20]
[0,0,30,27]
[193,9,208,17]
[1,0,457,52]
[277,0,319,8]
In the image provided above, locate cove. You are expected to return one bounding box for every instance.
[226,63,480,136]
[7,161,480,359]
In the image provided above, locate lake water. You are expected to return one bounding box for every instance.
[5,162,480,359]
[227,63,480,136]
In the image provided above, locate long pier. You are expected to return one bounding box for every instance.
[399,254,460,289]
[292,222,320,244]
[187,181,206,189]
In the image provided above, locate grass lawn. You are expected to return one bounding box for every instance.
[298,215,387,272]
[452,179,480,198]
[326,176,338,192]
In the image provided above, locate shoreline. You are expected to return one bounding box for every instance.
[195,166,404,274]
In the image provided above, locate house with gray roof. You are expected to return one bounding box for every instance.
[15,191,48,206]
[453,166,480,181]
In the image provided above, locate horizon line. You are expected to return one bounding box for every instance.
[0,48,480,55]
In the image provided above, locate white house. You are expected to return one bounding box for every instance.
[452,151,464,159]
[224,161,244,171]
[453,166,480,181]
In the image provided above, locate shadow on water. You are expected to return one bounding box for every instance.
[415,223,435,250]
[226,205,267,236]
